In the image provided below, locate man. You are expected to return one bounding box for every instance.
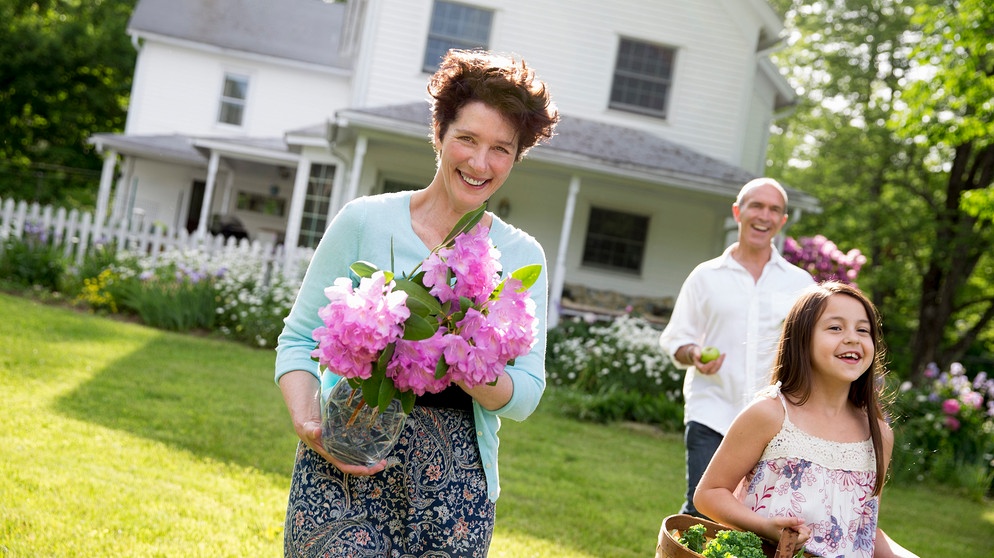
[659,177,815,518]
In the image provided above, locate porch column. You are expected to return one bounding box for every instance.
[284,156,312,252]
[195,151,221,239]
[335,134,367,216]
[94,148,117,234]
[549,175,581,328]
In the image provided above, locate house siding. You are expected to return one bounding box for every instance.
[126,40,351,137]
[361,0,772,170]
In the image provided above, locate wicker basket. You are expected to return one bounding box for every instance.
[655,514,802,558]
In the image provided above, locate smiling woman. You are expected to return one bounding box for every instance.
[274,49,559,557]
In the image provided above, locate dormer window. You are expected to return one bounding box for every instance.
[609,38,675,119]
[422,1,492,72]
[217,73,249,126]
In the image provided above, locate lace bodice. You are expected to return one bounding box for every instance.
[760,400,875,472]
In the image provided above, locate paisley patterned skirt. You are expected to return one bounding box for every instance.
[284,407,496,557]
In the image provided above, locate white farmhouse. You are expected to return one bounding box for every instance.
[88,0,818,326]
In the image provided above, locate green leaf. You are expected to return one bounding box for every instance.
[378,375,398,413]
[510,264,542,290]
[402,313,438,341]
[362,371,383,407]
[394,278,442,315]
[350,261,379,278]
[438,202,487,248]
[434,358,449,380]
[400,390,416,415]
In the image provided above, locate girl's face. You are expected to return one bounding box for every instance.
[433,101,518,215]
[810,294,874,385]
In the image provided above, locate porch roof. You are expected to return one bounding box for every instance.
[334,102,820,212]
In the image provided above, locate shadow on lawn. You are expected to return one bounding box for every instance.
[56,332,299,478]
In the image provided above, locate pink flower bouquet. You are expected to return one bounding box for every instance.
[311,203,541,420]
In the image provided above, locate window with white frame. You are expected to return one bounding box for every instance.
[217,73,249,126]
[581,206,649,274]
[422,1,493,72]
[299,164,336,249]
[609,38,675,118]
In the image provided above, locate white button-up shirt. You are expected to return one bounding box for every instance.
[659,244,814,436]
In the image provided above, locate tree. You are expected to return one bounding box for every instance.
[0,0,137,208]
[766,0,994,380]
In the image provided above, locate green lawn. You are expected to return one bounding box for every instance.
[1,292,992,557]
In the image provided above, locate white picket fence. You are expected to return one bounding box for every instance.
[0,196,310,284]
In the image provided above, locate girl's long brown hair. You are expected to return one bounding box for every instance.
[770,281,890,496]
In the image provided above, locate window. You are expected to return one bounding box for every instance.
[423,1,492,72]
[236,191,286,217]
[217,73,249,126]
[299,164,336,249]
[609,38,675,118]
[581,207,649,273]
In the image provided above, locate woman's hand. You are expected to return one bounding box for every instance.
[279,370,386,476]
[295,416,387,476]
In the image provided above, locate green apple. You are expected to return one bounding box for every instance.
[700,346,720,363]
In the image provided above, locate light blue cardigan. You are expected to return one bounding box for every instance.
[274,191,548,502]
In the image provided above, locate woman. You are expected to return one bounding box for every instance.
[275,49,559,557]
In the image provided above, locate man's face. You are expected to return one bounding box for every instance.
[732,184,788,249]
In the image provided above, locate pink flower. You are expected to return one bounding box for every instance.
[961,391,984,409]
[386,330,450,396]
[942,398,961,415]
[945,416,961,431]
[311,272,409,380]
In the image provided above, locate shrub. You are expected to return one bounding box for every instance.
[0,222,66,291]
[546,314,683,429]
[891,362,994,498]
[783,235,866,284]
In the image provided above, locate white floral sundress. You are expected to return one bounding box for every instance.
[736,387,879,558]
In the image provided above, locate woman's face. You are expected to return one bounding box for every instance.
[434,101,518,214]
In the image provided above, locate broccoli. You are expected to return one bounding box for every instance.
[700,529,765,558]
[678,523,707,554]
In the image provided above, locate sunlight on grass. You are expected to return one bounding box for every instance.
[2,293,993,557]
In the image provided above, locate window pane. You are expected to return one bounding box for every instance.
[609,38,674,117]
[581,207,649,273]
[423,1,492,71]
[218,74,249,126]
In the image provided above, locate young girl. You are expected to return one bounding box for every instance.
[694,282,918,557]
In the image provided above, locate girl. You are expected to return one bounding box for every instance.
[694,281,918,557]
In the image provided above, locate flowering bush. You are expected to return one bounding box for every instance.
[783,235,866,284]
[546,314,684,430]
[73,245,303,347]
[311,205,540,415]
[0,222,66,290]
[892,362,994,497]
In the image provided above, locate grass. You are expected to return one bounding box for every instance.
[1,292,992,557]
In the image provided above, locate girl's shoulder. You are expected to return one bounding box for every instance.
[735,391,787,436]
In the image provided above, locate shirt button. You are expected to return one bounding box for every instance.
[477,431,483,436]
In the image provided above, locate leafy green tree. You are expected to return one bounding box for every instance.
[767,0,994,380]
[0,0,137,208]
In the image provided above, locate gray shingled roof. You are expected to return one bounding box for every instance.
[128,0,349,69]
[342,102,756,185]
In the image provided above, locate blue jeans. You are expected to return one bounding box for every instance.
[681,421,723,518]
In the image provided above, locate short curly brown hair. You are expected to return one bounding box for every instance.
[428,49,559,162]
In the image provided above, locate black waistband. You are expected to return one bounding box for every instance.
[415,384,473,410]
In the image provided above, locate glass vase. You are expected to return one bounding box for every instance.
[320,373,408,467]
